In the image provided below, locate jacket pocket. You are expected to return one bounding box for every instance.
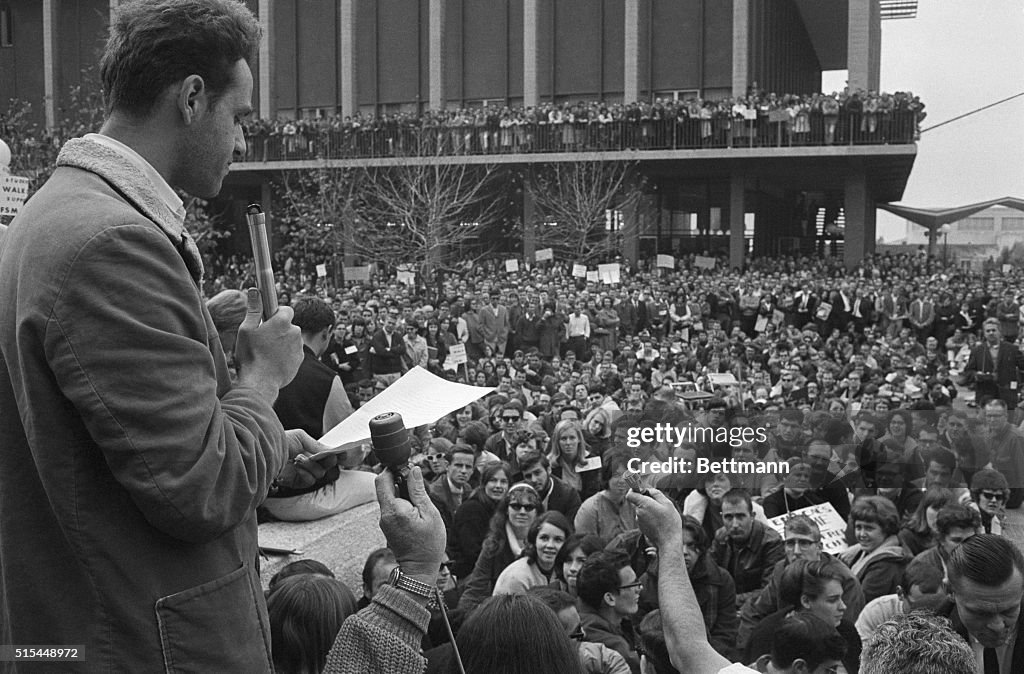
[155,565,271,673]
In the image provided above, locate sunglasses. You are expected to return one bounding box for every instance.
[426,453,449,462]
[569,626,586,641]
[439,561,454,572]
[980,491,1007,502]
[503,416,521,422]
[508,503,537,512]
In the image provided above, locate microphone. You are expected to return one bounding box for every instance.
[245,203,278,320]
[369,412,413,500]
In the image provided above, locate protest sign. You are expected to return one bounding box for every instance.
[316,263,328,278]
[694,255,716,269]
[816,301,832,320]
[0,175,30,217]
[447,343,468,366]
[535,248,554,262]
[343,265,371,282]
[505,259,520,273]
[572,264,587,278]
[586,271,599,283]
[656,254,675,269]
[766,503,847,555]
[598,263,620,284]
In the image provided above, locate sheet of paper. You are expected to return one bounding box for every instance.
[316,367,494,455]
[572,263,587,278]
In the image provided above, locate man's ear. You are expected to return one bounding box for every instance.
[603,591,617,610]
[753,654,772,673]
[175,74,207,125]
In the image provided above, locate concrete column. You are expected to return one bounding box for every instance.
[258,0,274,118]
[260,181,274,256]
[731,0,749,98]
[522,189,536,262]
[847,0,881,92]
[729,175,746,271]
[843,171,876,269]
[340,0,356,117]
[624,0,640,103]
[622,197,640,266]
[42,0,56,129]
[109,0,119,27]
[523,0,539,108]
[429,0,446,110]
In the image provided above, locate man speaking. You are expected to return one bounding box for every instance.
[0,1,334,671]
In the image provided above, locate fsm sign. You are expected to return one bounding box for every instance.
[0,175,30,217]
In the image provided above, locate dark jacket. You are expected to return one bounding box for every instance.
[747,610,861,674]
[541,476,582,521]
[455,533,518,617]
[946,601,1024,672]
[369,328,407,375]
[711,520,786,601]
[0,137,286,672]
[451,489,498,578]
[550,462,602,502]
[577,604,641,674]
[428,475,465,550]
[964,340,1024,410]
[739,552,865,651]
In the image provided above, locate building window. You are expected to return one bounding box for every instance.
[1001,217,1024,231]
[1,6,13,48]
[961,217,994,231]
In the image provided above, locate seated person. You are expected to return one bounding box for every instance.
[427,443,476,545]
[909,447,969,498]
[855,558,948,644]
[757,613,848,674]
[520,453,582,520]
[577,550,643,674]
[911,503,980,578]
[970,468,1009,534]
[710,488,785,606]
[676,515,738,661]
[530,585,632,674]
[268,574,357,674]
[356,547,398,610]
[457,484,544,617]
[494,511,573,595]
[739,515,864,652]
[744,559,861,674]
[838,496,910,604]
[685,471,768,542]
[897,487,957,557]
[859,611,975,674]
[575,451,639,543]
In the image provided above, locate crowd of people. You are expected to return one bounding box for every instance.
[239,88,926,162]
[0,1,1003,673]
[199,244,1024,673]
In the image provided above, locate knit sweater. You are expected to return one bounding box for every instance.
[323,585,431,674]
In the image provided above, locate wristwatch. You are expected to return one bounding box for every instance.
[389,566,441,609]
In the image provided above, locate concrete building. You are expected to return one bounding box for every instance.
[1,0,919,269]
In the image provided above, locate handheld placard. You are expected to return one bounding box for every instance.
[245,203,278,320]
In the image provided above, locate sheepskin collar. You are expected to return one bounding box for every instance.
[56,137,204,285]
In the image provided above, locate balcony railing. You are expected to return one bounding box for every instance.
[240,110,919,163]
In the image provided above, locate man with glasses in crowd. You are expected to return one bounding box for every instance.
[739,515,864,652]
[577,550,644,674]
[483,402,524,461]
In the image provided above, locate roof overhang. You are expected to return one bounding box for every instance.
[879,197,1024,230]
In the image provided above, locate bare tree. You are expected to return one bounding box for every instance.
[272,166,361,263]
[525,159,644,263]
[352,143,507,276]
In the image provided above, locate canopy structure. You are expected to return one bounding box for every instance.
[879,197,1024,254]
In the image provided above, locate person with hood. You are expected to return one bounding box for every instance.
[838,496,909,604]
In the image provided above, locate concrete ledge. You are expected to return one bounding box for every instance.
[259,502,386,594]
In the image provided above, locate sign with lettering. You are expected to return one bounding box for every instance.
[448,343,468,366]
[0,175,30,217]
[766,503,848,555]
[505,259,520,273]
[316,263,328,277]
[598,263,620,285]
[656,254,675,269]
[694,255,716,269]
[343,265,371,282]
[572,264,587,278]
[535,248,554,262]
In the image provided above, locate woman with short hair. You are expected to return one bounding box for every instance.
[838,495,909,604]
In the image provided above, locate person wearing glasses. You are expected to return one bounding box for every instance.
[529,586,632,674]
[970,468,1009,535]
[483,402,525,462]
[455,483,543,617]
[577,550,644,673]
[739,515,864,653]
